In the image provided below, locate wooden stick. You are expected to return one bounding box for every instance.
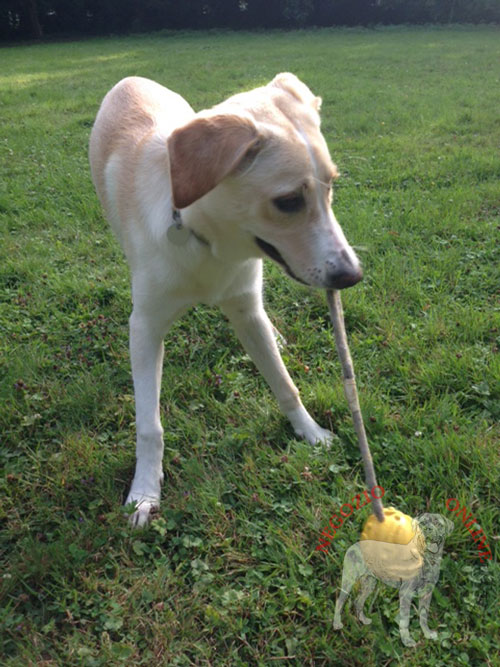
[326,289,385,522]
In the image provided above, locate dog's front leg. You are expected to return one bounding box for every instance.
[418,587,438,640]
[398,585,417,647]
[221,293,333,446]
[126,300,184,527]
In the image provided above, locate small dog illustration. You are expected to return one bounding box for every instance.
[333,514,454,647]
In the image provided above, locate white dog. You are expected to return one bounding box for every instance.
[89,73,362,526]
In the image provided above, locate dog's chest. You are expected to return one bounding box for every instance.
[182,257,239,304]
[154,242,258,306]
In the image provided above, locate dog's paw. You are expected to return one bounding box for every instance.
[358,613,372,626]
[124,493,160,528]
[333,618,343,630]
[297,422,334,447]
[288,407,334,447]
[400,633,417,648]
[422,629,438,641]
[310,424,334,446]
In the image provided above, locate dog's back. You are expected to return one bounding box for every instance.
[89,77,195,250]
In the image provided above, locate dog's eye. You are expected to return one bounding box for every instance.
[273,194,306,214]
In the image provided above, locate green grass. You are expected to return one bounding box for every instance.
[1,26,499,666]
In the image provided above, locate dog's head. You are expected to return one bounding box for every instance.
[168,73,362,290]
[416,513,454,554]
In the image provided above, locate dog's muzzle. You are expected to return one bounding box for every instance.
[255,237,307,285]
[255,237,362,289]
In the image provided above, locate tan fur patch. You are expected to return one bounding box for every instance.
[168,114,260,209]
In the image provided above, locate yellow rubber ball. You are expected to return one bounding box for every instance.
[361,507,419,545]
[360,507,426,580]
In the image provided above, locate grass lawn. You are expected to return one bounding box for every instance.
[0,26,499,665]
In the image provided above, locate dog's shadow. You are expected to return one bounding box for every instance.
[333,513,454,647]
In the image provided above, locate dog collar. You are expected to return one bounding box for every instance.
[167,208,191,246]
[167,208,209,247]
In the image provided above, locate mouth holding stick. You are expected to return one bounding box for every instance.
[326,289,385,523]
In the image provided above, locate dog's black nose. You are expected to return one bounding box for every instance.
[326,267,363,289]
[326,250,363,289]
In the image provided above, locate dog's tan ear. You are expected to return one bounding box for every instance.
[271,72,321,111]
[168,114,260,209]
